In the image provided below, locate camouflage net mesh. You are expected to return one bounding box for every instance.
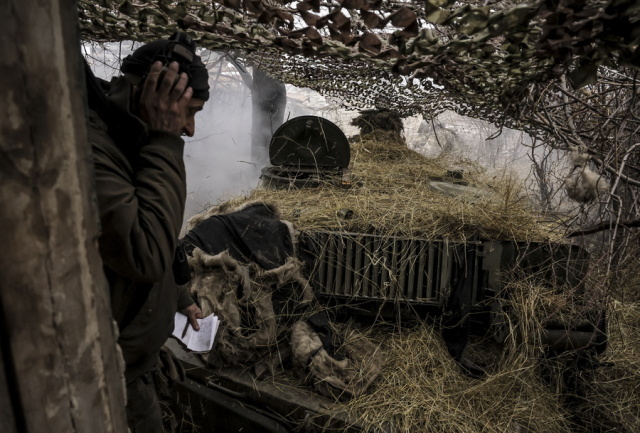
[78,0,640,172]
[78,5,640,429]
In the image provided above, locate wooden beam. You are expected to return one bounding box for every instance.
[0,1,127,431]
[0,337,20,433]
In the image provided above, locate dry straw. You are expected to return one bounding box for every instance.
[204,133,639,432]
[224,132,562,242]
[335,325,570,433]
[581,300,640,432]
[321,282,640,433]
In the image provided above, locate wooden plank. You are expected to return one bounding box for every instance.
[0,336,20,433]
[0,1,127,431]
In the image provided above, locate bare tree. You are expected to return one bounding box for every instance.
[226,55,286,168]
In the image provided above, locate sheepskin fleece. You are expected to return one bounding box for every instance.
[185,199,381,399]
[291,321,383,400]
[185,200,312,366]
[564,167,609,203]
[189,247,313,366]
[564,145,609,203]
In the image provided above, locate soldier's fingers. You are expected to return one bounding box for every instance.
[170,72,190,100]
[139,61,163,100]
[177,86,193,108]
[189,315,200,331]
[156,61,180,94]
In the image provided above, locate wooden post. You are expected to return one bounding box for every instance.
[0,1,128,431]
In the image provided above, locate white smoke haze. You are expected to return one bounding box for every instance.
[84,40,571,226]
[82,42,358,226]
[182,70,369,226]
[84,42,262,225]
[182,59,362,226]
[182,80,257,221]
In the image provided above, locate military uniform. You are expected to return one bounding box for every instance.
[89,75,194,431]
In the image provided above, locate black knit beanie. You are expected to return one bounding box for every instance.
[121,32,210,101]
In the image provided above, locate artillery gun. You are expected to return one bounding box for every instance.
[261,115,605,351]
[169,116,607,433]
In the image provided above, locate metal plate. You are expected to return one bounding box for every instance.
[269,116,350,168]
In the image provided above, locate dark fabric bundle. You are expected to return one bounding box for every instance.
[182,203,293,270]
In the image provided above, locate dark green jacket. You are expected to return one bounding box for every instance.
[88,76,193,382]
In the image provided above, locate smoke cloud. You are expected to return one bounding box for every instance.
[183,85,259,222]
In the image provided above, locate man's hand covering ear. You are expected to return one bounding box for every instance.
[139,61,193,137]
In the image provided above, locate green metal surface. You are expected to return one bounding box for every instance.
[269,116,350,168]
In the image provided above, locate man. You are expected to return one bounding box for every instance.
[86,32,209,432]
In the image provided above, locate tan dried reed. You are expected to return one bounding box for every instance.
[223,133,560,242]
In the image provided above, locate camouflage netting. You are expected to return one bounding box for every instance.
[77,3,640,429]
[79,0,640,165]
